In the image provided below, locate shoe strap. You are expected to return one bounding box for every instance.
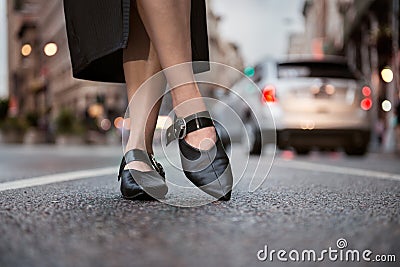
[166,111,214,146]
[118,157,126,181]
[118,150,164,181]
[124,149,153,167]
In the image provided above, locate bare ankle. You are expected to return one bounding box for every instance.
[185,127,216,150]
[124,161,153,172]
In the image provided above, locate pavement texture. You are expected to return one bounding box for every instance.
[0,144,399,267]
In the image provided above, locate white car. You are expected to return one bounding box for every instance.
[212,57,373,156]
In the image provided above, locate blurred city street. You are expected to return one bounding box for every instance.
[1,0,400,266]
[0,144,399,267]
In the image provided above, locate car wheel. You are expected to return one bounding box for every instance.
[344,146,367,156]
[294,146,311,155]
[244,121,262,155]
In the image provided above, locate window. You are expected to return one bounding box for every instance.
[278,62,358,79]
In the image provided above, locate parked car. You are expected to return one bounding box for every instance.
[211,56,373,156]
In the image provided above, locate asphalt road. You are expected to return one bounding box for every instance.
[0,144,399,267]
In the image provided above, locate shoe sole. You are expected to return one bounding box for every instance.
[122,191,167,201]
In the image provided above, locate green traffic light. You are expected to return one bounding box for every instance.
[244,66,255,77]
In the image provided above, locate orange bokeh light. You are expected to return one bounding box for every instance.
[114,117,124,129]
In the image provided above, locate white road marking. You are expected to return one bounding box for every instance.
[0,159,399,193]
[0,167,116,192]
[275,160,400,182]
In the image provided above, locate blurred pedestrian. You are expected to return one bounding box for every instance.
[375,118,385,149]
[63,0,233,201]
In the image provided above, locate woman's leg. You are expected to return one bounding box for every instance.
[135,0,216,150]
[123,1,166,171]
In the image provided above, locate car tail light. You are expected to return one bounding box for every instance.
[261,85,277,103]
[361,98,372,111]
[362,86,371,97]
[360,86,372,111]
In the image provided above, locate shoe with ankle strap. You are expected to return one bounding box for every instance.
[166,111,233,201]
[118,149,168,200]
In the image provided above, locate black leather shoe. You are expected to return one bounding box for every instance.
[117,149,168,200]
[166,111,233,201]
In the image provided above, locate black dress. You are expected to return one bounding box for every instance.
[63,0,210,83]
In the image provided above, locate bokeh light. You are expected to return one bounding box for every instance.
[361,98,372,111]
[100,119,111,131]
[21,44,32,57]
[244,66,255,77]
[381,67,393,83]
[381,100,392,112]
[114,117,124,129]
[325,84,335,95]
[44,42,58,57]
[310,85,320,95]
[301,120,315,130]
[362,86,371,97]
[88,104,104,118]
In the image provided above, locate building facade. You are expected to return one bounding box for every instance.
[7,0,127,130]
[300,0,344,56]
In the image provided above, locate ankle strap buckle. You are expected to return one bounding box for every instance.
[166,111,214,146]
[173,117,187,140]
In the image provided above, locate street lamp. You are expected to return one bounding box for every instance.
[41,41,58,142]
